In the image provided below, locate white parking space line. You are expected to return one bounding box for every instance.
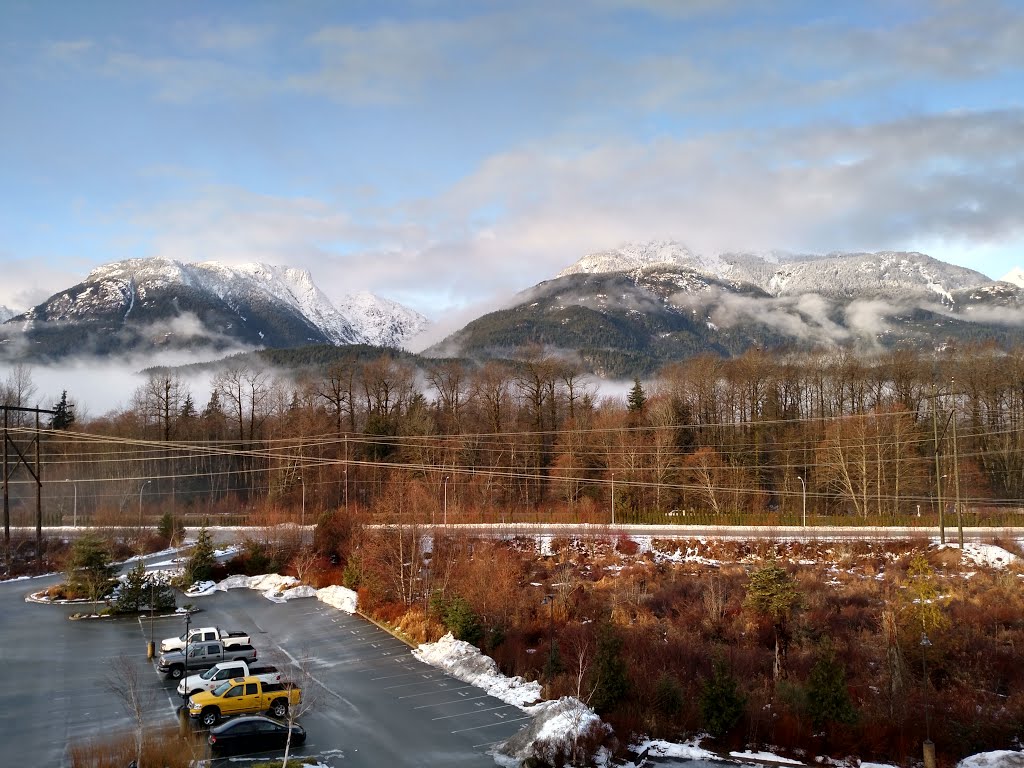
[397,684,475,699]
[431,703,521,720]
[413,693,491,708]
[451,715,534,733]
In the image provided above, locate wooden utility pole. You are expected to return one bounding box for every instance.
[931,384,945,544]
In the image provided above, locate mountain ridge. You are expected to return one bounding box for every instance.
[1,257,428,361]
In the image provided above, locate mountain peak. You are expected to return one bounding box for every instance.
[2,257,429,359]
[1000,267,1024,288]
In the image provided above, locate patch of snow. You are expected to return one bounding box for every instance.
[413,632,542,709]
[730,750,804,765]
[950,543,1019,569]
[316,585,358,614]
[632,737,718,761]
[494,697,609,767]
[957,751,1024,768]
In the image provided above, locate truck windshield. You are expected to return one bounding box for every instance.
[212,681,233,696]
[199,667,220,680]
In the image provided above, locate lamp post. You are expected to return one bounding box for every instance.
[65,479,77,528]
[181,609,192,711]
[443,475,450,526]
[138,480,152,530]
[147,578,155,659]
[797,475,806,528]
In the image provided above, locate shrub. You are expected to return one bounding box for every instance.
[699,659,746,737]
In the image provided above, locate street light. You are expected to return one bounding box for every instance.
[443,475,450,526]
[797,475,806,528]
[65,479,77,528]
[138,480,152,529]
[181,609,193,709]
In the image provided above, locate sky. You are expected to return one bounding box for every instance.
[2,0,1023,320]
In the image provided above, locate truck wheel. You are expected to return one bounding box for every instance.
[200,708,220,728]
[169,667,183,680]
[270,700,288,718]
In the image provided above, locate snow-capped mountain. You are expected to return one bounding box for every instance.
[1000,267,1024,289]
[1,258,428,360]
[559,241,991,303]
[0,305,15,323]
[430,242,1024,376]
[335,290,428,348]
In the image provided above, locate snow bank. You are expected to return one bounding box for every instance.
[316,585,358,613]
[633,737,718,761]
[494,697,608,767]
[413,632,542,708]
[730,749,803,764]
[185,573,299,601]
[958,751,1024,768]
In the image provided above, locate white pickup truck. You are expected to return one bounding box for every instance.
[177,660,282,698]
[160,626,252,654]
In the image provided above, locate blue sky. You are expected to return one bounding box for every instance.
[2,0,1023,319]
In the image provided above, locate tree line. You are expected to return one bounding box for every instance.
[4,342,1024,527]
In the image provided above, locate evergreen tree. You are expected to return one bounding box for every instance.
[116,560,148,613]
[65,534,117,604]
[745,559,801,680]
[627,378,647,412]
[699,659,746,737]
[49,390,75,430]
[179,393,197,420]
[157,511,184,546]
[589,623,630,713]
[806,642,857,728]
[184,525,216,585]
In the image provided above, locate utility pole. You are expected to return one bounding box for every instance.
[610,472,615,526]
[2,404,55,574]
[951,391,963,548]
[931,383,945,544]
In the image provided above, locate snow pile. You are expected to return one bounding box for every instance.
[316,585,358,614]
[958,751,1024,768]
[494,697,609,767]
[413,633,542,708]
[954,544,1019,569]
[632,737,718,761]
[185,573,299,601]
[265,585,317,604]
[731,749,804,764]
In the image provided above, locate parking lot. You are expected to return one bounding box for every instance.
[0,570,531,766]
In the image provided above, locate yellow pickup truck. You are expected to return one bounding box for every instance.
[186,675,302,727]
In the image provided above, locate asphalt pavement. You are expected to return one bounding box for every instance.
[0,564,531,767]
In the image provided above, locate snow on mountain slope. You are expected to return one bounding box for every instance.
[1000,267,1024,288]
[558,242,992,303]
[0,305,15,323]
[335,290,429,348]
[6,257,425,349]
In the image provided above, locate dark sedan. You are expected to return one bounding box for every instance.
[207,715,306,754]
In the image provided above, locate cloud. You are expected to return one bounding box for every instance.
[43,39,95,59]
[100,51,270,103]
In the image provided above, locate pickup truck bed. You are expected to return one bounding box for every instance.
[158,641,258,679]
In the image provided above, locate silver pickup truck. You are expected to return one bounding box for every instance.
[177,660,281,698]
[157,640,258,679]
